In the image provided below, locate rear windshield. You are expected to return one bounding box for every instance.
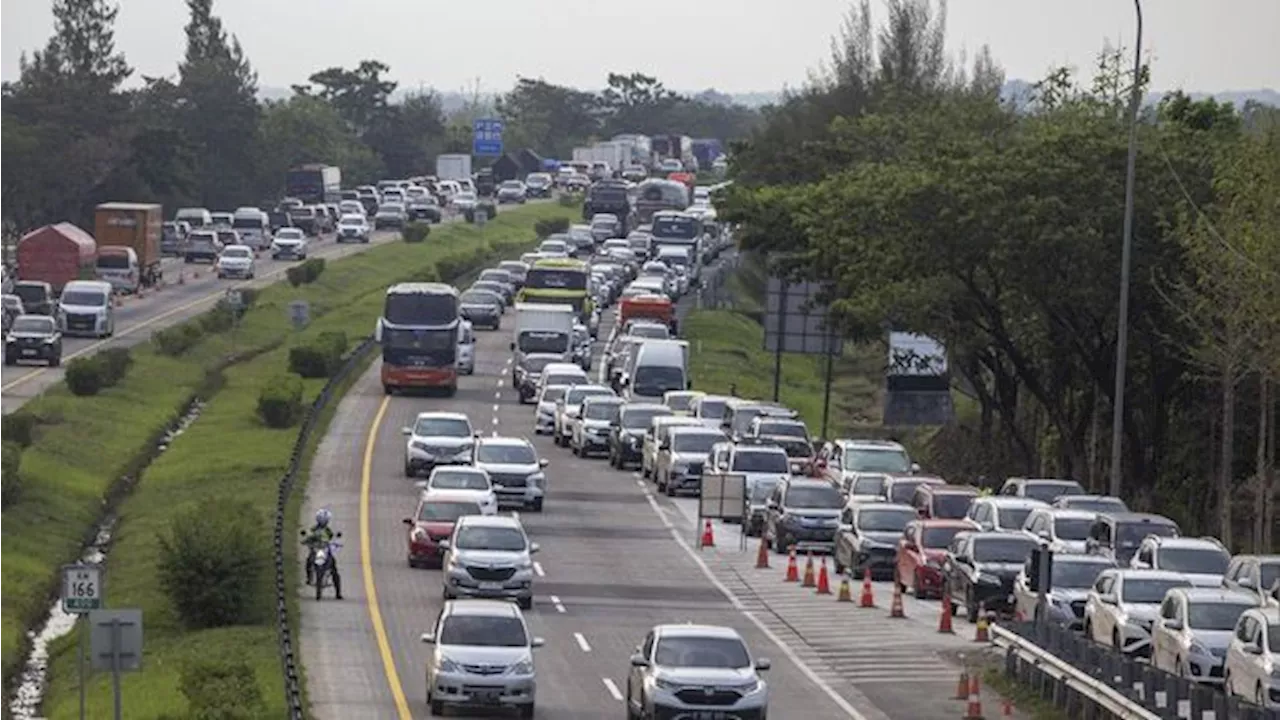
[1122,578,1191,603]
[1054,517,1093,541]
[622,407,671,429]
[697,399,726,419]
[859,508,916,532]
[972,537,1035,563]
[96,254,130,269]
[921,526,965,549]
[1159,548,1230,575]
[784,485,843,509]
[931,493,975,519]
[1024,481,1086,503]
[430,472,489,491]
[1188,602,1254,631]
[731,451,788,473]
[671,433,722,454]
[418,501,482,522]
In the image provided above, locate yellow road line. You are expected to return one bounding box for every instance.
[361,394,413,718]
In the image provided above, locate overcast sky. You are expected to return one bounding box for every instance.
[2,0,1276,95]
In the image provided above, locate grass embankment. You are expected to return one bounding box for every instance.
[983,667,1071,720]
[3,203,573,718]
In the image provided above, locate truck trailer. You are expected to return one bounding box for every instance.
[94,202,164,291]
[16,223,97,294]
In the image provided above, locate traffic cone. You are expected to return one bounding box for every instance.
[784,548,799,583]
[815,558,831,595]
[858,568,875,608]
[974,604,990,642]
[939,596,955,634]
[700,520,715,548]
[755,536,770,569]
[801,553,816,588]
[888,581,905,618]
[954,666,970,699]
[964,674,985,720]
[836,577,853,602]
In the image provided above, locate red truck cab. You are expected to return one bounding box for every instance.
[896,518,977,599]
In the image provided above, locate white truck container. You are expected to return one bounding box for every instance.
[596,142,628,170]
[435,154,473,181]
[512,303,576,360]
[572,147,596,164]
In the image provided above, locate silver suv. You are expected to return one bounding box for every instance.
[402,411,478,477]
[1151,587,1258,685]
[422,599,543,718]
[626,624,770,720]
[471,436,549,512]
[440,515,540,608]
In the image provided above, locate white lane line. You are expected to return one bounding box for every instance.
[601,678,624,702]
[491,430,499,437]
[493,404,500,412]
[492,417,499,425]
[635,479,645,488]
[494,391,501,400]
[497,379,504,388]
[550,595,567,613]
[643,493,676,530]
[574,632,592,653]
[533,561,545,577]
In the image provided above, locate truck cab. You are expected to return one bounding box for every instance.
[95,246,141,294]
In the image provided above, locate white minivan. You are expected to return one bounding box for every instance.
[59,280,115,338]
[456,320,476,375]
[623,339,690,401]
[231,208,269,251]
[174,207,212,229]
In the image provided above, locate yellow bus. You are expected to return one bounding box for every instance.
[516,257,593,321]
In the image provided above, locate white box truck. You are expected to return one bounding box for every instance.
[511,303,578,402]
[435,154,473,181]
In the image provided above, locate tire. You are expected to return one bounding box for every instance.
[518,596,533,610]
[966,588,979,624]
[3,354,12,366]
[384,384,394,395]
[530,497,544,512]
[404,461,414,478]
[519,703,534,719]
[50,354,61,367]
[664,477,676,497]
[429,698,444,716]
[314,568,324,601]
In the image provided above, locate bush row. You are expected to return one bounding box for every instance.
[534,217,571,238]
[402,222,432,243]
[256,372,304,429]
[558,193,580,207]
[152,290,259,357]
[64,347,134,397]
[463,202,498,224]
[2,441,22,510]
[287,331,349,379]
[285,258,326,287]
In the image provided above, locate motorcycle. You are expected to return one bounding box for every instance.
[302,530,343,600]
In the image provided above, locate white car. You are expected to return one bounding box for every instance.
[215,245,255,279]
[337,214,371,243]
[1223,606,1280,708]
[1084,568,1193,655]
[417,467,497,515]
[270,228,308,260]
[452,192,478,211]
[338,199,365,217]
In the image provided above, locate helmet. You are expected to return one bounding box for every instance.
[314,509,332,527]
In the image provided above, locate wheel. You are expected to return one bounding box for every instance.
[49,354,61,367]
[428,698,444,716]
[1257,683,1266,707]
[404,461,414,478]
[772,530,786,554]
[314,570,324,601]
[518,596,533,610]
[518,703,534,719]
[383,384,394,395]
[530,497,544,512]
[3,354,13,366]
[664,477,676,497]
[642,463,651,479]
[833,554,846,575]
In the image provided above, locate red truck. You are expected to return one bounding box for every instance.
[16,223,97,293]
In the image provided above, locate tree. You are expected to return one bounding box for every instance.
[497,77,601,158]
[258,95,382,193]
[363,91,447,178]
[305,60,397,136]
[599,72,681,134]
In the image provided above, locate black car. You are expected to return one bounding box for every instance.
[12,281,55,316]
[609,403,672,470]
[4,314,62,366]
[942,531,1037,622]
[267,210,293,233]
[458,289,503,330]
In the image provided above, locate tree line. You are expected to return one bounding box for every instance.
[1,0,762,237]
[720,0,1280,549]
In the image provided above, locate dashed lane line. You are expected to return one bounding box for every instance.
[550,595,567,614]
[601,678,624,702]
[574,633,592,653]
[533,561,545,577]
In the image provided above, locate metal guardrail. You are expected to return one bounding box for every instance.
[993,621,1280,720]
[272,337,376,719]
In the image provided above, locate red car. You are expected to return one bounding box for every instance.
[895,518,977,598]
[402,490,484,568]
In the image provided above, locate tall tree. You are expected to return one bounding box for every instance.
[496,77,601,157]
[363,91,447,178]
[305,60,398,136]
[599,72,681,134]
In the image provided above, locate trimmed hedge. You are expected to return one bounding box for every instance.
[287,331,349,379]
[97,347,134,386]
[534,217,571,238]
[152,291,259,357]
[256,373,303,428]
[285,258,326,287]
[402,222,432,243]
[558,193,579,207]
[2,413,37,448]
[64,357,104,396]
[463,202,498,224]
[178,657,267,720]
[156,499,269,630]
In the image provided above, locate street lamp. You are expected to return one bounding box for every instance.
[1108,0,1144,498]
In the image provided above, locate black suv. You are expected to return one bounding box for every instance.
[609,403,672,470]
[4,314,62,366]
[941,531,1037,622]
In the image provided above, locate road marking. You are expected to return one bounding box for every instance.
[491,430,498,437]
[511,511,520,522]
[492,417,499,425]
[574,632,592,653]
[643,493,675,530]
[493,403,500,412]
[550,595,567,613]
[601,678,624,702]
[635,479,646,487]
[533,561,545,577]
[360,395,413,720]
[497,379,504,388]
[494,391,501,400]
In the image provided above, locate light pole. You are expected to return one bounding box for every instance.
[1108,0,1144,498]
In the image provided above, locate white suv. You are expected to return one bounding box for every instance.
[1130,535,1231,588]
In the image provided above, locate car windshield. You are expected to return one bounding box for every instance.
[223,248,250,258]
[480,272,508,283]
[654,637,750,669]
[476,444,537,464]
[340,217,363,226]
[414,418,472,437]
[438,615,528,647]
[1188,601,1253,631]
[1117,522,1179,547]
[1159,548,1230,575]
[972,537,1035,563]
[1262,563,1280,592]
[785,485,843,509]
[11,317,53,333]
[96,253,130,269]
[631,325,670,339]
[520,356,556,375]
[851,475,888,496]
[545,374,585,388]
[583,402,620,421]
[997,507,1035,530]
[418,500,482,521]
[1063,497,1128,513]
[889,481,927,504]
[454,526,526,551]
[1051,561,1111,589]
[846,448,911,473]
[672,433,722,454]
[277,230,303,239]
[922,526,965,548]
[859,508,916,532]
[633,365,685,397]
[932,493,975,519]
[731,451,789,473]
[622,407,670,429]
[501,182,522,190]
[1053,518,1093,541]
[461,291,498,305]
[696,399,726,419]
[518,332,569,354]
[61,290,108,306]
[430,472,488,491]
[666,394,696,411]
[1024,481,1086,503]
[759,422,806,439]
[566,387,610,404]
[1121,578,1191,603]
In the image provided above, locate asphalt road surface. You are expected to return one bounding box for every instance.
[300,269,1026,719]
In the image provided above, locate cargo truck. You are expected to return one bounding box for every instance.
[435,154,473,181]
[285,164,341,205]
[510,303,576,402]
[16,223,97,294]
[94,202,164,292]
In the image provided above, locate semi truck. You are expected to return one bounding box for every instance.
[93,202,164,291]
[435,154,473,181]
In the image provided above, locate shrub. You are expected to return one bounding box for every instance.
[256,373,304,428]
[303,257,326,282]
[153,322,202,356]
[2,442,22,509]
[402,222,432,243]
[285,264,307,287]
[285,258,325,287]
[96,347,133,387]
[64,356,104,396]
[558,193,579,207]
[2,413,37,448]
[287,331,348,379]
[179,657,266,720]
[534,217,571,238]
[156,499,269,629]
[435,247,488,281]
[408,264,441,283]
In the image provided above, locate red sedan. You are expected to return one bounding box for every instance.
[402,490,484,568]
[895,518,977,599]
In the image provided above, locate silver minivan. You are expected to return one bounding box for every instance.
[624,339,689,401]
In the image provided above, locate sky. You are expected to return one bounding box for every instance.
[2,0,1277,95]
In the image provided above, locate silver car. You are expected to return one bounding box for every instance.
[571,396,625,458]
[402,411,479,477]
[553,384,616,446]
[1013,553,1116,630]
[422,599,543,718]
[533,385,567,435]
[626,624,770,720]
[1151,587,1259,685]
[471,436,549,511]
[440,514,539,608]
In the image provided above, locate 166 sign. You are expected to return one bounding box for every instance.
[62,564,103,613]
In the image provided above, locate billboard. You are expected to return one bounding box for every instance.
[883,331,952,426]
[762,277,843,356]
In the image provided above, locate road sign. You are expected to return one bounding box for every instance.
[225,289,244,309]
[89,609,143,672]
[288,300,310,330]
[762,277,843,355]
[62,564,103,614]
[473,118,504,156]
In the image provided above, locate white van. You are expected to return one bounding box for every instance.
[59,280,115,338]
[174,207,212,228]
[456,320,476,375]
[624,339,690,401]
[231,208,269,250]
[95,246,140,293]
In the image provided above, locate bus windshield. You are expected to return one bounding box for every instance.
[525,268,587,291]
[385,291,458,325]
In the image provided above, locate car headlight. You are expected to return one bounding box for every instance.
[438,657,461,673]
[527,472,545,487]
[509,658,534,675]
[411,440,430,452]
[517,557,533,570]
[653,677,681,692]
[410,527,428,542]
[733,677,763,693]
[1190,640,1212,657]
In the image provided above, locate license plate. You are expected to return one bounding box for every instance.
[21,349,36,356]
[694,713,728,720]
[474,690,500,703]
[479,582,503,590]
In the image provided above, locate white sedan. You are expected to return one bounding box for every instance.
[270,228,309,260]
[337,214,371,243]
[215,245,255,279]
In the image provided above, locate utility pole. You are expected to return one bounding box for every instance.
[1108,0,1144,499]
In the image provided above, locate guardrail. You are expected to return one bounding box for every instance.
[993,620,1279,720]
[272,337,376,719]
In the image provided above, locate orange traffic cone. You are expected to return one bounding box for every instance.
[755,536,770,569]
[801,553,816,588]
[700,520,715,548]
[964,673,985,720]
[939,596,955,634]
[815,558,831,595]
[974,604,990,642]
[836,577,853,602]
[784,548,799,582]
[888,582,905,618]
[954,666,970,700]
[858,568,875,608]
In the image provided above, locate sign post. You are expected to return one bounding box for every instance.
[90,609,143,720]
[472,118,504,157]
[763,275,844,424]
[288,300,310,331]
[62,563,103,720]
[224,289,244,355]
[699,473,747,551]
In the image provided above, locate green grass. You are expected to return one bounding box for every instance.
[3,203,575,717]
[682,309,885,437]
[983,667,1071,720]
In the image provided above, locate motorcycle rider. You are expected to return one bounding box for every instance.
[302,508,342,599]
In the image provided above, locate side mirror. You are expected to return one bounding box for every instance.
[401,427,413,436]
[1244,642,1263,655]
[539,458,549,468]
[630,654,649,668]
[421,633,436,644]
[754,658,771,671]
[911,463,921,473]
[1164,618,1183,631]
[437,540,451,551]
[529,543,541,554]
[403,518,414,526]
[531,637,546,649]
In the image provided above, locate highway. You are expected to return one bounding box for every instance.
[300,272,1022,719]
